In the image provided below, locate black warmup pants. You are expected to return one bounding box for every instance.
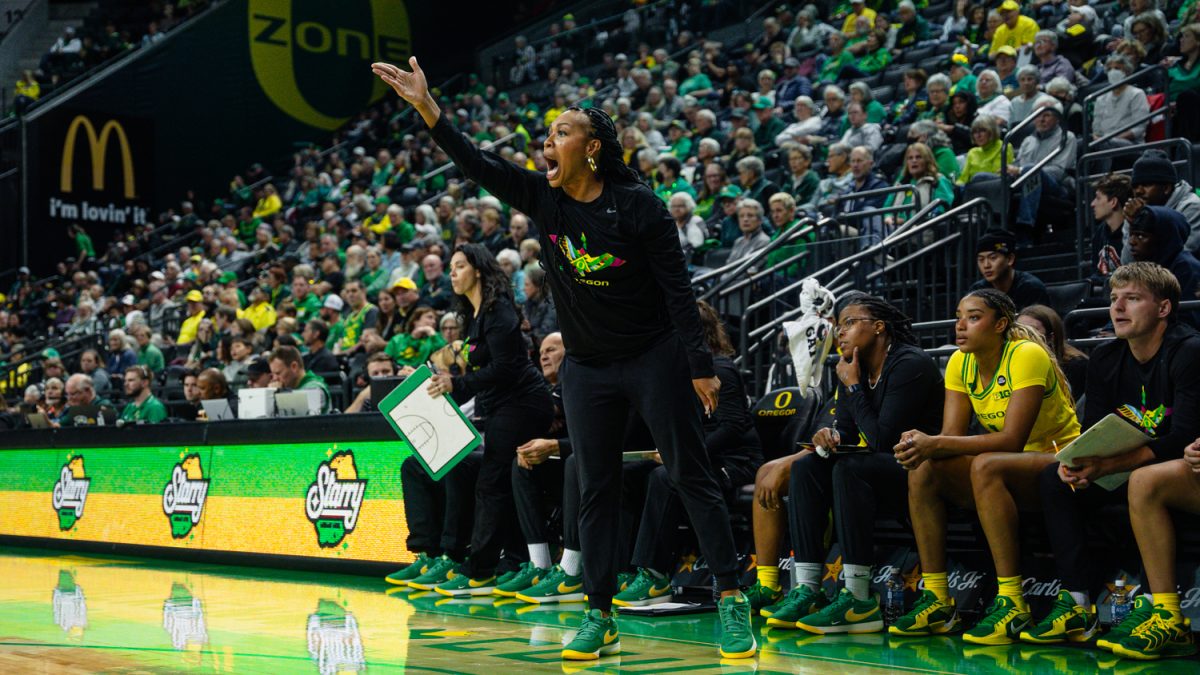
[460,398,553,578]
[1038,462,1131,592]
[631,459,758,576]
[512,455,566,548]
[788,451,908,565]
[561,335,742,611]
[401,452,480,559]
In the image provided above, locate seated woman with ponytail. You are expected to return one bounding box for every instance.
[750,293,944,633]
[890,288,1080,645]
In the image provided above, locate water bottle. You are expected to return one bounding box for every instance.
[884,571,905,626]
[1110,580,1130,626]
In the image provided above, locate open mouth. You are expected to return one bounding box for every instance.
[955,335,967,344]
[546,158,560,181]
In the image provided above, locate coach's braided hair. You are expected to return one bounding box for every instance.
[966,288,1074,409]
[567,106,644,185]
[838,292,918,346]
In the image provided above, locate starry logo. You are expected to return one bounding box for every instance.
[305,451,367,547]
[163,454,210,539]
[52,456,90,531]
[306,599,365,675]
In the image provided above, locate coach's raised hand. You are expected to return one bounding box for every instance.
[372,56,440,128]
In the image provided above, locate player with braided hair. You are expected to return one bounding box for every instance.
[373,57,756,661]
[753,293,944,634]
[890,288,1081,645]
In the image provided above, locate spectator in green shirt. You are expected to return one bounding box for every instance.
[291,272,323,323]
[132,324,165,374]
[665,121,693,159]
[269,345,331,414]
[335,280,379,354]
[678,57,714,97]
[119,365,168,424]
[69,224,95,259]
[653,155,697,203]
[385,306,448,368]
[752,96,787,150]
[817,32,855,85]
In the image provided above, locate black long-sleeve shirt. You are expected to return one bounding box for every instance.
[834,342,944,453]
[705,355,763,469]
[1083,323,1200,462]
[430,114,714,378]
[451,297,549,413]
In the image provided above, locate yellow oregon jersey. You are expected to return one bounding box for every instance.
[945,339,1080,453]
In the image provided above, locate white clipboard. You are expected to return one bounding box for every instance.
[1054,413,1152,491]
[378,366,481,480]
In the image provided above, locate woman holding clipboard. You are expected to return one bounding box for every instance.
[425,243,553,597]
[890,289,1080,645]
[761,294,943,634]
[373,58,757,660]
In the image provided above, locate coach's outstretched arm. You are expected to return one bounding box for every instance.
[372,57,440,128]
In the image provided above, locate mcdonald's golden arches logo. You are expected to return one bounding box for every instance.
[248,0,412,131]
[60,115,136,199]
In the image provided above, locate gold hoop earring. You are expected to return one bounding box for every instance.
[586,155,597,172]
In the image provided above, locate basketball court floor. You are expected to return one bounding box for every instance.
[0,547,1193,674]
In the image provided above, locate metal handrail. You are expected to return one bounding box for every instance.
[421,131,521,182]
[694,219,817,300]
[746,198,985,340]
[1064,299,1200,339]
[833,183,914,207]
[998,107,1070,227]
[1081,64,1167,154]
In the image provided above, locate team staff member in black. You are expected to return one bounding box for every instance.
[373,58,757,661]
[426,244,554,597]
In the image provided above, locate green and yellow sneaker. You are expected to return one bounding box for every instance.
[405,555,459,591]
[1113,606,1198,660]
[718,593,758,658]
[494,562,548,597]
[434,572,497,597]
[516,565,585,604]
[795,587,884,634]
[1019,590,1098,644]
[385,552,434,586]
[612,568,673,608]
[1096,595,1154,651]
[617,571,635,592]
[744,581,784,613]
[962,595,1032,646]
[889,590,961,637]
[764,584,828,628]
[562,608,620,660]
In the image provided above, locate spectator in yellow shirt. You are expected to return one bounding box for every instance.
[252,184,282,219]
[842,0,878,36]
[14,70,39,114]
[177,290,207,345]
[243,285,278,332]
[991,0,1039,54]
[363,196,392,234]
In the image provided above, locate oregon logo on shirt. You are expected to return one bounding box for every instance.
[305,450,367,547]
[1117,386,1170,436]
[248,0,411,131]
[52,456,90,531]
[163,454,210,539]
[550,233,626,279]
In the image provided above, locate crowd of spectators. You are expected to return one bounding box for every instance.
[11,0,209,116]
[3,0,1200,427]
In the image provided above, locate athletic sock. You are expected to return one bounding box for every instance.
[757,565,780,591]
[997,576,1028,612]
[793,562,822,590]
[528,543,552,571]
[1068,591,1089,609]
[560,549,582,577]
[923,572,950,601]
[844,564,872,601]
[1154,592,1182,618]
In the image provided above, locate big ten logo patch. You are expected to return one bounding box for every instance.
[249,0,411,130]
[52,456,90,531]
[163,453,210,539]
[305,450,367,548]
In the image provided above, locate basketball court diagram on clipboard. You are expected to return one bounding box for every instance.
[378,366,481,480]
